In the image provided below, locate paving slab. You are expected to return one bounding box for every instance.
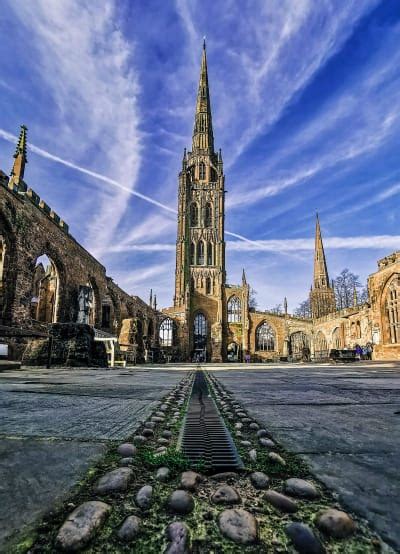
[215,363,400,550]
[0,366,186,550]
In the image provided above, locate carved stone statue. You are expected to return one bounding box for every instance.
[77,285,93,324]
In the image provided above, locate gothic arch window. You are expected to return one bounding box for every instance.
[386,275,400,343]
[32,254,60,324]
[355,320,361,339]
[190,242,195,265]
[0,236,6,320]
[197,241,205,265]
[205,203,212,227]
[206,277,211,295]
[332,327,342,349]
[228,296,241,323]
[210,167,217,182]
[190,203,199,226]
[207,242,213,265]
[199,162,206,180]
[193,312,207,350]
[256,322,275,351]
[315,331,328,356]
[159,317,173,347]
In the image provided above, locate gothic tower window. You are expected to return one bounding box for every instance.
[228,296,241,323]
[190,242,195,265]
[190,203,199,226]
[160,317,173,347]
[197,241,205,265]
[256,322,275,351]
[206,277,211,295]
[199,162,206,180]
[386,275,400,343]
[207,242,213,265]
[205,202,212,227]
[194,312,207,351]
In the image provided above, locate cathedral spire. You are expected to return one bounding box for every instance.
[9,124,28,189]
[313,213,330,289]
[192,40,214,153]
[242,268,247,286]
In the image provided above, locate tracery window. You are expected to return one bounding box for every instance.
[227,296,241,323]
[190,203,199,226]
[194,312,207,350]
[386,275,400,343]
[332,327,342,349]
[197,241,205,265]
[159,317,173,347]
[205,203,212,227]
[315,331,327,353]
[199,162,206,180]
[256,322,275,351]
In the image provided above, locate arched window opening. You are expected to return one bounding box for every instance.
[386,275,400,344]
[256,322,275,351]
[193,312,207,353]
[356,321,361,339]
[0,236,6,320]
[206,277,211,295]
[148,319,154,338]
[197,241,205,265]
[210,167,217,182]
[160,317,173,347]
[32,255,59,324]
[190,242,195,265]
[207,243,213,265]
[228,296,241,323]
[332,327,342,349]
[190,203,199,226]
[77,281,96,325]
[205,203,212,227]
[289,331,310,360]
[199,162,206,180]
[314,331,328,359]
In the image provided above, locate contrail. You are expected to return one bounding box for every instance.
[0,128,256,243]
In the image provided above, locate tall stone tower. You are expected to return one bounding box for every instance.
[310,215,336,318]
[174,41,225,362]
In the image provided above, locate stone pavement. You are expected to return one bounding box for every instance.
[213,362,400,550]
[0,366,187,550]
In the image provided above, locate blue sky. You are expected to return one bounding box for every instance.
[1,0,400,311]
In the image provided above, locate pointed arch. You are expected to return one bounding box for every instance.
[256,321,275,351]
[190,202,199,226]
[205,202,212,227]
[207,242,213,265]
[190,242,195,265]
[384,274,400,344]
[227,296,241,323]
[199,161,206,180]
[197,240,205,265]
[159,317,173,347]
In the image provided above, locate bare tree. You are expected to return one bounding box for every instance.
[333,268,363,309]
[268,303,283,315]
[294,298,312,318]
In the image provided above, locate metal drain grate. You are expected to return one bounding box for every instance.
[181,370,243,471]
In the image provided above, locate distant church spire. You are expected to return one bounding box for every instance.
[242,268,247,286]
[310,214,336,318]
[9,124,28,189]
[192,40,214,153]
[313,213,330,289]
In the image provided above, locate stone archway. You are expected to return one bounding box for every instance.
[31,254,60,323]
[289,331,310,361]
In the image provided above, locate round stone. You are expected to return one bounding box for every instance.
[218,508,258,545]
[162,430,173,439]
[151,416,164,423]
[236,411,246,418]
[264,490,298,513]
[136,485,153,509]
[234,422,243,429]
[249,449,257,462]
[249,422,259,430]
[55,501,111,551]
[285,478,320,499]
[145,421,156,429]
[211,485,241,505]
[165,521,190,554]
[133,435,147,445]
[117,443,136,457]
[317,508,356,538]
[210,472,239,482]
[94,468,133,494]
[250,471,270,490]
[155,411,166,418]
[257,429,272,439]
[167,490,194,515]
[240,440,252,447]
[285,522,325,554]
[242,417,252,424]
[156,467,170,482]
[117,515,141,542]
[158,437,170,445]
[236,431,243,437]
[268,452,285,465]
[259,438,275,448]
[119,457,134,466]
[180,470,202,491]
[155,446,167,454]
[142,428,154,437]
[160,404,169,411]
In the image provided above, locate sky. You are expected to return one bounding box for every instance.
[1,0,400,312]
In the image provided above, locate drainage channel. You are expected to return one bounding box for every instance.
[181,369,243,472]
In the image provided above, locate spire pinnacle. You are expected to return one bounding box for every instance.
[313,214,330,288]
[149,289,153,306]
[192,42,214,153]
[9,124,28,189]
[242,268,247,285]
